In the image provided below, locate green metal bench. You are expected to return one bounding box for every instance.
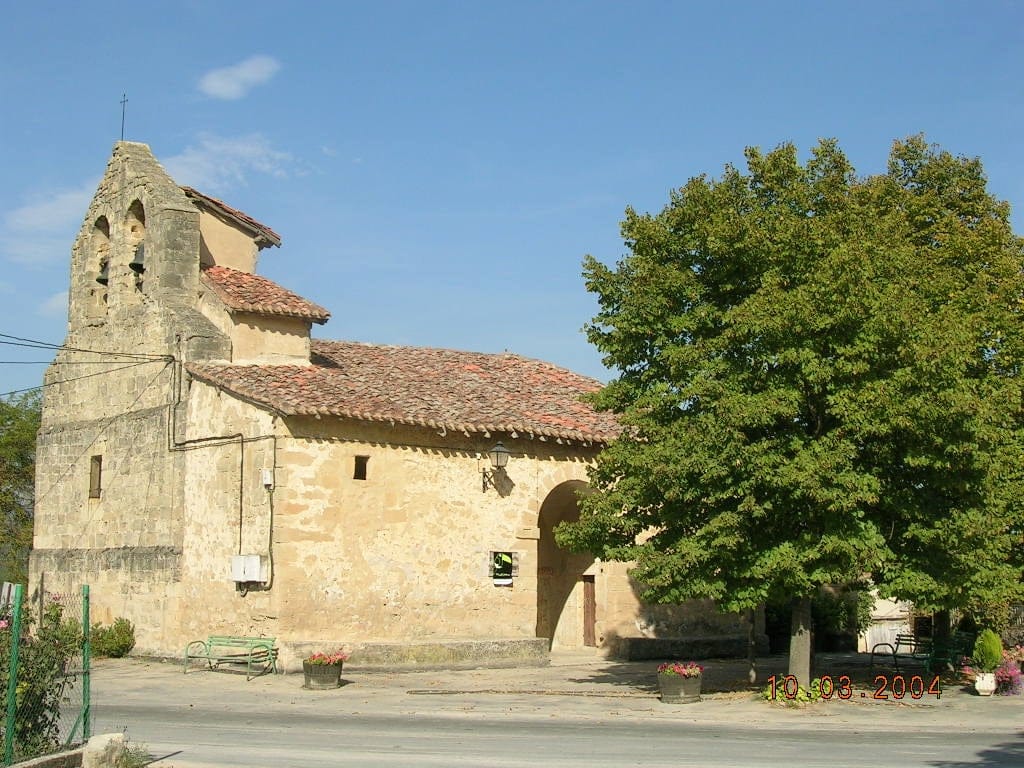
[870,632,973,675]
[184,635,278,680]
[870,633,931,674]
[925,631,974,675]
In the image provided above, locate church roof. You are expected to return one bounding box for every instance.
[181,186,282,248]
[201,265,331,324]
[186,340,619,444]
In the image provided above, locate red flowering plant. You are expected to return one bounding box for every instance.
[995,652,1023,695]
[657,661,703,678]
[304,650,350,666]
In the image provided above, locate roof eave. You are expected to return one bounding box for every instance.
[182,186,282,249]
[227,307,331,325]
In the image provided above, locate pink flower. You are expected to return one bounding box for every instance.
[657,661,704,678]
[305,649,350,666]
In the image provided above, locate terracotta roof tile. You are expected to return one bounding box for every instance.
[186,340,619,444]
[181,186,281,248]
[201,266,330,324]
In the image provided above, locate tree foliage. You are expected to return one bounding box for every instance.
[0,391,41,584]
[559,137,1024,635]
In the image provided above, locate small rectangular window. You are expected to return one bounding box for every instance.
[354,455,369,481]
[89,455,103,498]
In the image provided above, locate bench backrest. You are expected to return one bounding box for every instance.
[894,634,930,651]
[207,635,276,648]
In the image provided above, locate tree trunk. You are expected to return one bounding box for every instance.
[789,596,813,687]
[747,607,758,684]
[933,610,951,643]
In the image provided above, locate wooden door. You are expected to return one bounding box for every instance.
[582,575,596,647]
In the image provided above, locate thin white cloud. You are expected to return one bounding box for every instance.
[198,55,280,100]
[5,185,93,234]
[1,181,96,266]
[163,133,293,192]
[38,291,68,318]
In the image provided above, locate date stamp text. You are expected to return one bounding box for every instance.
[767,673,942,701]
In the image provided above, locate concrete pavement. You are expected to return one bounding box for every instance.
[90,649,1023,738]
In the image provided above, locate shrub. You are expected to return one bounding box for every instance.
[0,601,82,759]
[760,677,825,707]
[972,629,1003,673]
[91,617,135,658]
[116,739,152,768]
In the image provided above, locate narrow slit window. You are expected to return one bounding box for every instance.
[89,455,103,498]
[353,455,369,481]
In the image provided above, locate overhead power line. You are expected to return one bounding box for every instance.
[0,360,171,400]
[0,333,170,361]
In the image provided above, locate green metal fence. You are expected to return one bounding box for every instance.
[1,584,91,766]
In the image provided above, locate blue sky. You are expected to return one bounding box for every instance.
[2,1,1023,396]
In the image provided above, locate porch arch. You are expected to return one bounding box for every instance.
[535,480,597,649]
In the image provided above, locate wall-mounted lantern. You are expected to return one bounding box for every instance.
[481,442,510,492]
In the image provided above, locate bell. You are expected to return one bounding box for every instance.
[129,242,145,273]
[96,261,109,285]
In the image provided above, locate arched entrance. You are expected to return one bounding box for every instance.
[536,480,597,649]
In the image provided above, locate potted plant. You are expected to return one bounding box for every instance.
[971,629,1002,696]
[302,649,350,690]
[656,661,703,703]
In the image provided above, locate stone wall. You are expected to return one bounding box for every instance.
[168,385,756,665]
[169,386,602,663]
[31,375,189,652]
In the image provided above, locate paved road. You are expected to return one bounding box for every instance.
[89,656,1024,768]
[91,704,1024,768]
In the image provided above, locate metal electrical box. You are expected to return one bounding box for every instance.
[230,554,268,583]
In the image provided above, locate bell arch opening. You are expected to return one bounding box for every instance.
[125,200,147,297]
[126,199,146,244]
[535,479,597,649]
[88,216,110,315]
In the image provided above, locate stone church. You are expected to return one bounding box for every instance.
[29,142,757,669]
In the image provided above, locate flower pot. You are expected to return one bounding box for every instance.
[658,673,701,703]
[303,660,343,690]
[975,671,997,697]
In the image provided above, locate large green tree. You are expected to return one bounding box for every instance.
[558,137,1024,684]
[0,391,41,584]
